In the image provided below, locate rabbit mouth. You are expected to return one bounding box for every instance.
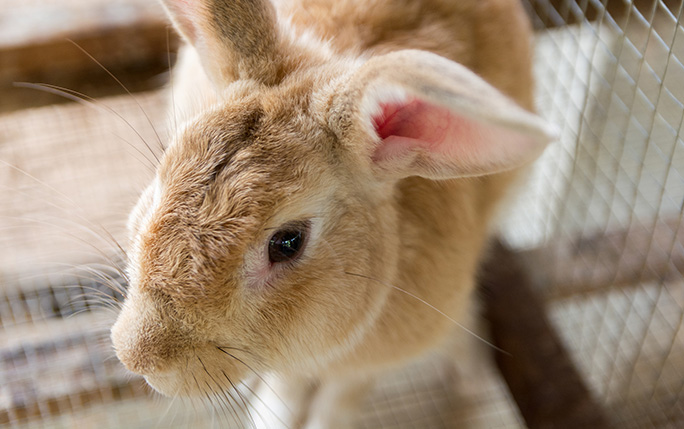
[143,372,180,396]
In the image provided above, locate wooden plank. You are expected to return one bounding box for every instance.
[480,241,612,428]
[0,1,179,113]
[524,0,683,29]
[0,380,149,426]
[0,312,148,426]
[519,217,684,300]
[523,0,682,30]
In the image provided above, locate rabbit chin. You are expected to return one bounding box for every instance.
[143,372,185,396]
[142,359,250,398]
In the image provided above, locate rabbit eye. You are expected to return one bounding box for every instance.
[268,224,308,264]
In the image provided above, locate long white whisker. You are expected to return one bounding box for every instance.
[198,356,245,427]
[166,27,179,142]
[75,264,127,298]
[344,271,510,356]
[63,281,123,305]
[0,161,130,261]
[237,378,293,429]
[216,347,293,427]
[0,215,128,279]
[63,286,123,313]
[66,39,166,155]
[157,392,181,429]
[13,82,160,168]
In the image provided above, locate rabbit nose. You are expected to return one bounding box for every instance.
[110,305,182,376]
[112,337,157,375]
[111,318,153,375]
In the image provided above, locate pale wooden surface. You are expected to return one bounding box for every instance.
[0,91,165,295]
[0,0,176,112]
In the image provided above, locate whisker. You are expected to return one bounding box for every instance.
[166,27,179,141]
[220,382,254,428]
[63,287,122,313]
[222,371,259,429]
[51,263,127,297]
[156,394,179,429]
[68,304,119,318]
[0,163,130,262]
[12,82,160,168]
[0,215,128,280]
[191,374,222,425]
[66,39,166,154]
[75,264,128,298]
[344,271,510,356]
[80,262,129,292]
[197,356,241,426]
[235,376,293,429]
[215,346,262,362]
[157,392,185,427]
[63,284,121,306]
[215,347,293,422]
[206,380,237,426]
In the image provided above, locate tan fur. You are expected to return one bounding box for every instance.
[111,0,551,426]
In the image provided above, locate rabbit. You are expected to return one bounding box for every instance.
[110,0,556,427]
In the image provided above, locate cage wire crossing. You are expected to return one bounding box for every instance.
[506,0,684,427]
[1,0,683,427]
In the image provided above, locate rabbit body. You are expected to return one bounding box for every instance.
[111,0,553,426]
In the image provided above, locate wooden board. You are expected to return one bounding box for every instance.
[0,0,179,112]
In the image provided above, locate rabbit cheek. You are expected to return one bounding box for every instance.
[243,251,272,289]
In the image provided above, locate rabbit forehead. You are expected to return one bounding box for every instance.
[159,95,337,214]
[135,99,338,297]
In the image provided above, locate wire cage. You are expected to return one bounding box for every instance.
[503,1,684,427]
[1,0,682,427]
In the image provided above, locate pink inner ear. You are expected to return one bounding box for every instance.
[372,99,453,142]
[372,98,473,162]
[369,97,542,176]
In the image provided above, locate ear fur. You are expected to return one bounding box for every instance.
[330,50,557,180]
[160,0,282,85]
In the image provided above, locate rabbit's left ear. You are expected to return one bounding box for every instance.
[329,50,557,181]
[160,0,282,86]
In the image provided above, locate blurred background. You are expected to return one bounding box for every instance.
[1,0,683,427]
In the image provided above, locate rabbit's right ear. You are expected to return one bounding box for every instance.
[328,50,557,181]
[160,0,282,85]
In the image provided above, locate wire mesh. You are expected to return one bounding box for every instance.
[504,0,684,426]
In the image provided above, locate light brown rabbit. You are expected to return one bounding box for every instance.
[110,0,555,426]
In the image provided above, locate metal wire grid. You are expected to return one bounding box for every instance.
[505,0,684,425]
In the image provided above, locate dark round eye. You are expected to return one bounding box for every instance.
[268,226,307,264]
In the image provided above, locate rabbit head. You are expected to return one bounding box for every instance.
[110,0,555,396]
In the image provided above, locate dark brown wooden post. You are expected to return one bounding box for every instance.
[480,241,612,428]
